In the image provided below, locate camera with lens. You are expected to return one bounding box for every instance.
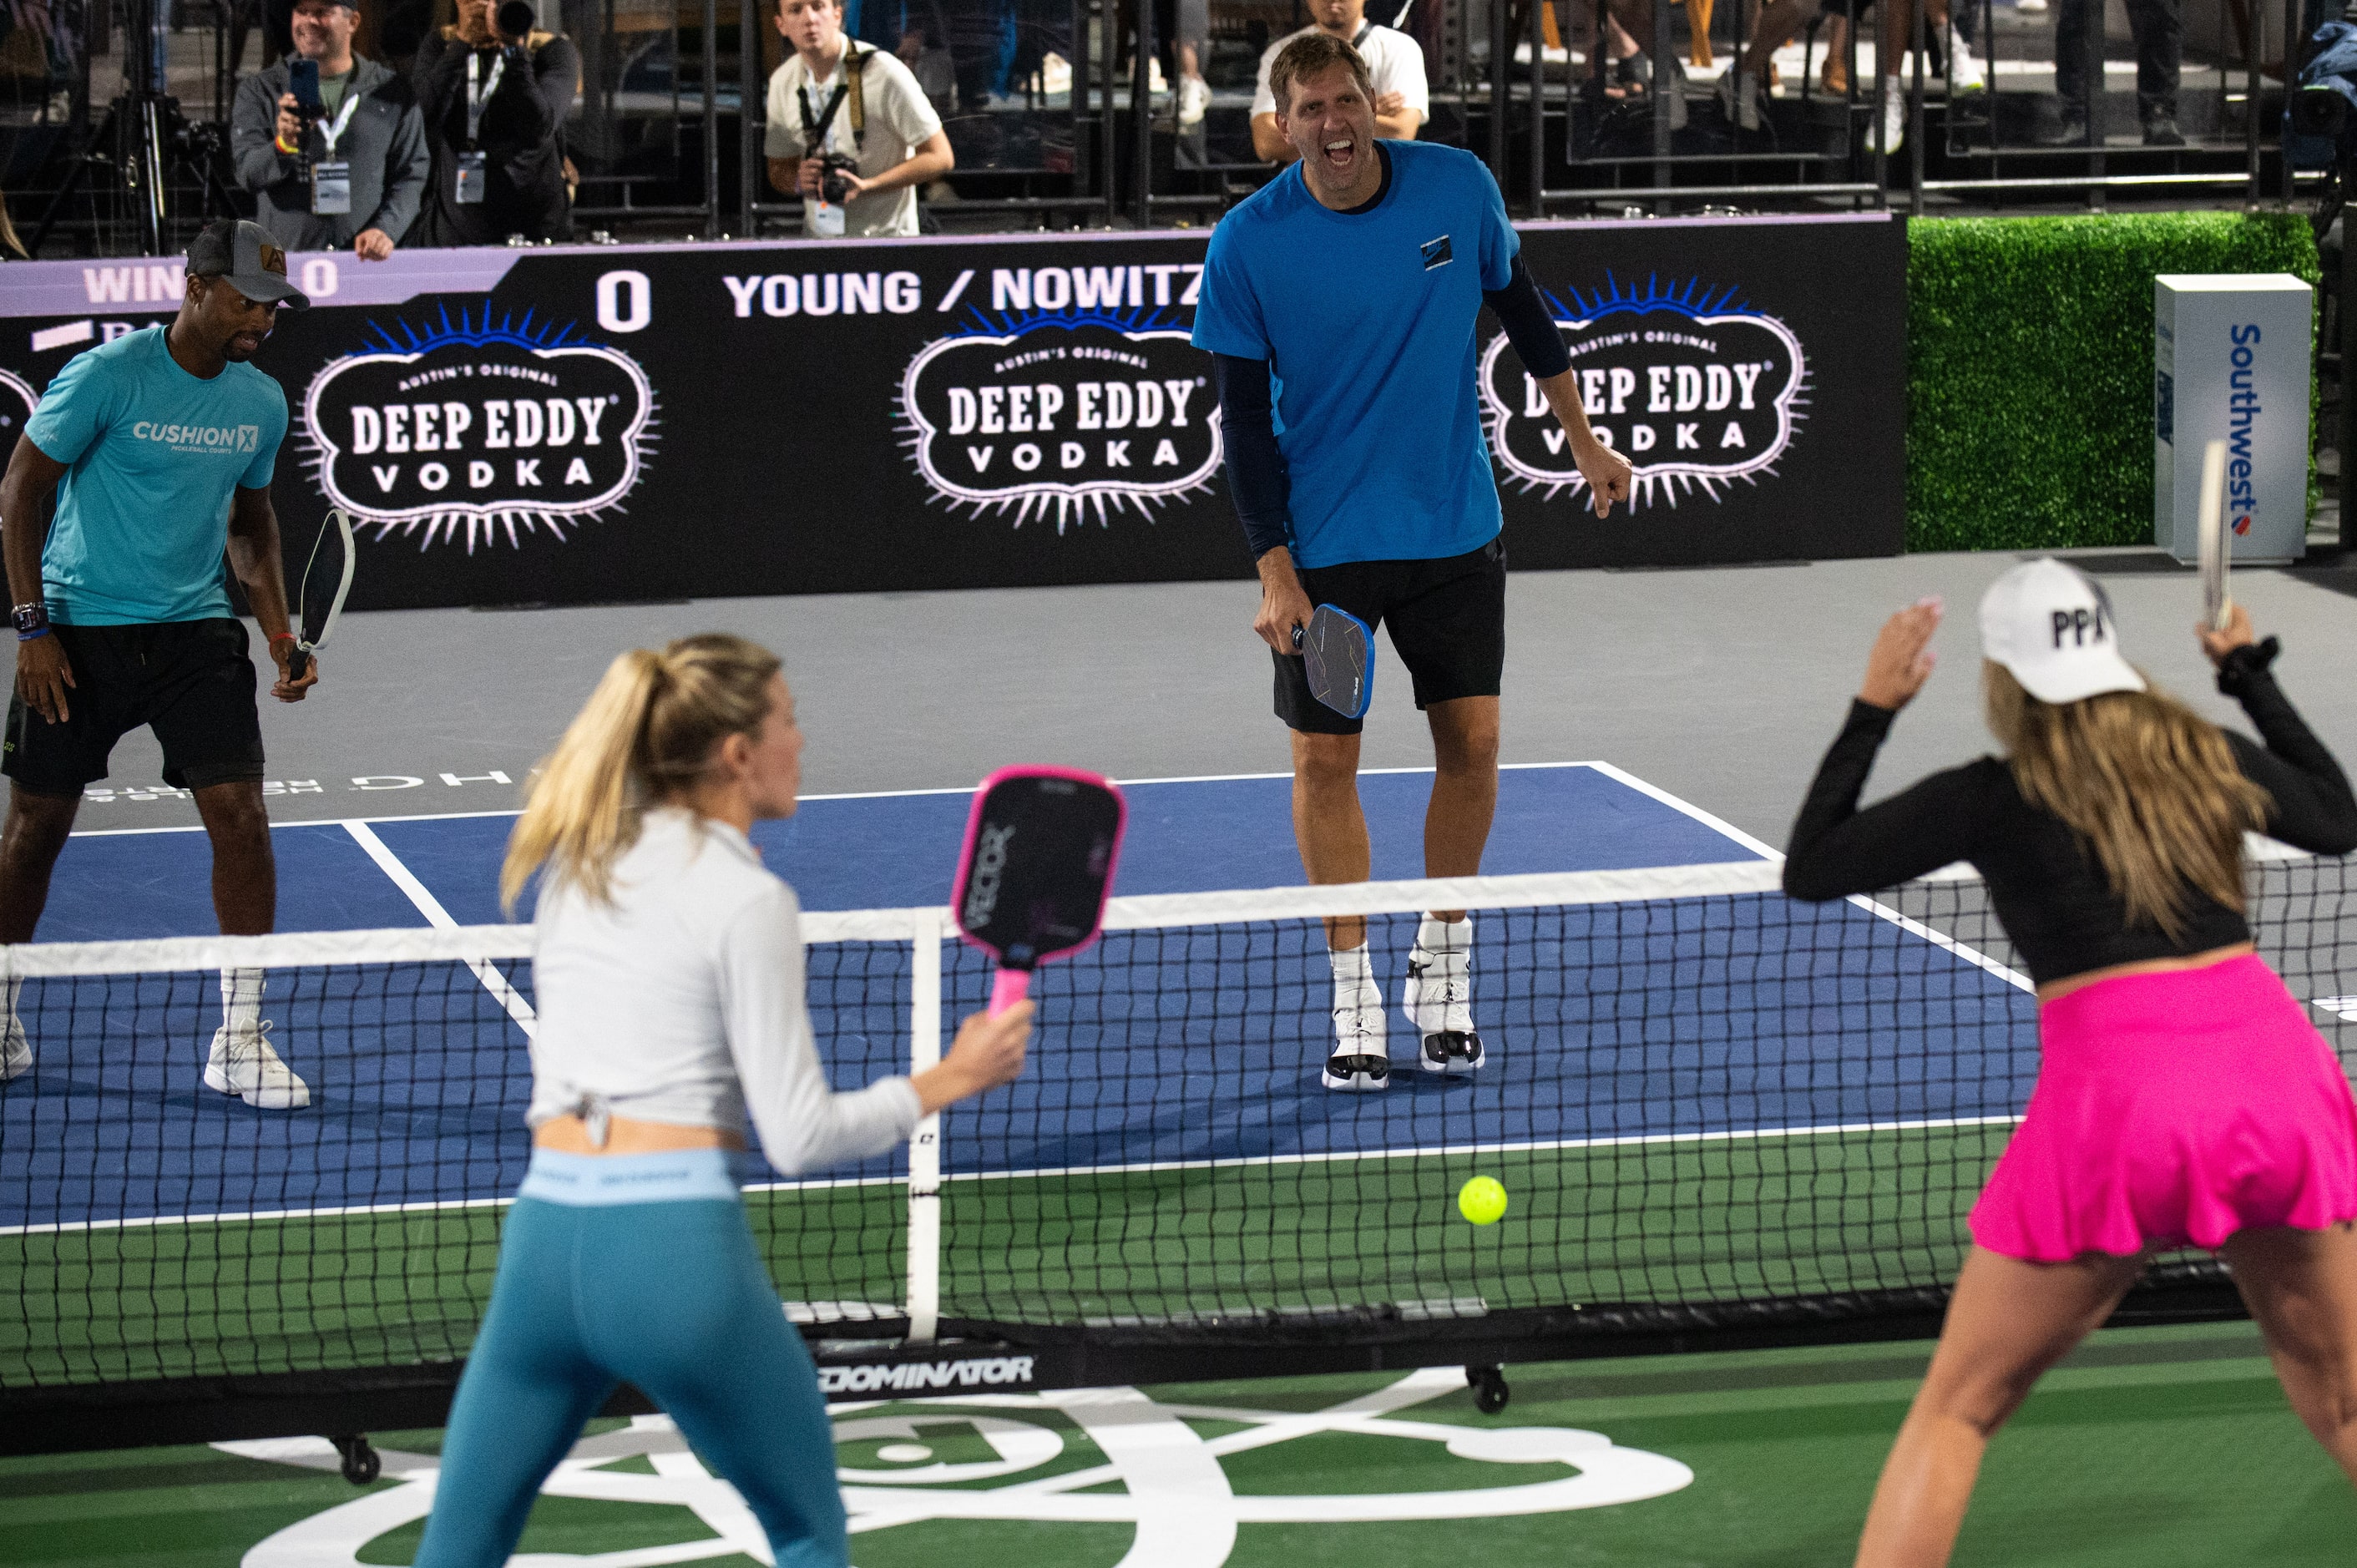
[494,0,537,40]
[812,149,860,205]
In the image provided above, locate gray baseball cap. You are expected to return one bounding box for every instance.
[186,220,311,309]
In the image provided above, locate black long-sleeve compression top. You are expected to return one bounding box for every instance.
[1782,641,2357,986]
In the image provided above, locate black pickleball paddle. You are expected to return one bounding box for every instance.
[1290,602,1373,720]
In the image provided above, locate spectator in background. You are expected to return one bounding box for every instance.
[2050,0,2183,144]
[1249,0,1424,162]
[412,0,579,245]
[767,0,952,237]
[1163,0,1211,129]
[231,0,428,260]
[1711,0,1980,142]
[896,21,957,119]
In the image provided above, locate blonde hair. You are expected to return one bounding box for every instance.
[1982,660,2270,939]
[500,634,783,914]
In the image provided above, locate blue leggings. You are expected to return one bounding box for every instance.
[416,1155,847,1568]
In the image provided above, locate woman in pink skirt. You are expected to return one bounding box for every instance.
[1783,558,2357,1565]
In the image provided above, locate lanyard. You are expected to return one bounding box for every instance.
[466,50,507,145]
[316,83,362,159]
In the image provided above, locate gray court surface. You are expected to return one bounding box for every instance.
[35,545,2357,862]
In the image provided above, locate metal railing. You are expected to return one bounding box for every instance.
[0,0,2326,255]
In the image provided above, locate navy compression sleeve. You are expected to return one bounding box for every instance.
[1213,353,1292,560]
[1483,255,1570,381]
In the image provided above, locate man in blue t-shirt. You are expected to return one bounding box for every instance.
[0,219,318,1108]
[1193,32,1632,1093]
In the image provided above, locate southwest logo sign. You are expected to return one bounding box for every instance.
[898,312,1221,531]
[1480,276,1807,508]
[300,307,657,551]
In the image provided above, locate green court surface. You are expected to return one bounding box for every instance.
[5,1126,2012,1385]
[5,1318,2354,1567]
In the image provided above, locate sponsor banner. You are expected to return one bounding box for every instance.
[0,217,1902,609]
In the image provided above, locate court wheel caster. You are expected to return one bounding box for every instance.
[331,1434,381,1486]
[1467,1364,1510,1415]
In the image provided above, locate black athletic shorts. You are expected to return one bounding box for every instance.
[1273,538,1507,736]
[3,619,266,798]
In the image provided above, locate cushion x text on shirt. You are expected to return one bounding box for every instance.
[23,326,288,625]
[1191,139,1515,569]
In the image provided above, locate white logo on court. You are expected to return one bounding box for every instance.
[219,1366,1692,1566]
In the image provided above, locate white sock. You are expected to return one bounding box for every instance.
[3,975,20,1034]
[220,967,264,1039]
[1417,914,1472,956]
[1329,944,1380,1011]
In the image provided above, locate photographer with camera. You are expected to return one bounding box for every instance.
[412,0,579,245]
[231,0,429,259]
[765,0,952,238]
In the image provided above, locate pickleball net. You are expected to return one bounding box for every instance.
[6,851,2355,1402]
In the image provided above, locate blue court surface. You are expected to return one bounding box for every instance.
[4,763,2038,1229]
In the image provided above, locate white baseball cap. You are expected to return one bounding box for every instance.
[1978,558,2147,705]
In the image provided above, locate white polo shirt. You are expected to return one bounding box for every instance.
[764,43,943,237]
[1251,22,1431,122]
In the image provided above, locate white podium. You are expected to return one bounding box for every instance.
[2155,274,2314,565]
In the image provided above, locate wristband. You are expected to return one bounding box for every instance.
[2216,635,2282,698]
[270,632,298,647]
[13,601,47,640]
[16,625,48,643]
[276,133,301,155]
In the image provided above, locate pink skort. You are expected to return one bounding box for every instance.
[1970,953,2357,1262]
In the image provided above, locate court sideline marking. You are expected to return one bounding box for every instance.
[343,820,538,1038]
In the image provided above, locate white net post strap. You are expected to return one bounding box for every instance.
[904,908,945,1344]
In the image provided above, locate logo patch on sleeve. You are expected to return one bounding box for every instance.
[1420,235,1453,271]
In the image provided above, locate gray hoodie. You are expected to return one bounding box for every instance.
[232,56,430,250]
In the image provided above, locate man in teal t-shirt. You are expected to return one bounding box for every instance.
[0,219,319,1110]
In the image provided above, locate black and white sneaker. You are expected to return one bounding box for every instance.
[1322,972,1390,1091]
[1323,1051,1391,1090]
[1404,932,1484,1075]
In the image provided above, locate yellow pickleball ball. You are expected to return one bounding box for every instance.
[1458,1176,1508,1226]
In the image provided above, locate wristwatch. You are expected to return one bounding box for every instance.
[13,602,48,640]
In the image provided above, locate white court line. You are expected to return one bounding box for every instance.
[0,1168,907,1238]
[1587,759,2034,994]
[65,761,1636,837]
[3,1110,2023,1237]
[341,820,539,1039]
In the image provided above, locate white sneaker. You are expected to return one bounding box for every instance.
[1948,28,1987,92]
[205,1020,311,1110]
[1716,68,1763,129]
[1404,924,1484,1076]
[1,1014,28,1082]
[2,976,27,1082]
[1179,73,1211,126]
[1879,76,1907,152]
[1322,968,1390,1092]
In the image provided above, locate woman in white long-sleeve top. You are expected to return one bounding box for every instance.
[416,634,1032,1568]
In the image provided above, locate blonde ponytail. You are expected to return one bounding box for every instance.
[1982,661,2271,939]
[500,634,783,914]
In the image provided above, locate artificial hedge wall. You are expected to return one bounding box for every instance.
[1906,210,2320,553]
